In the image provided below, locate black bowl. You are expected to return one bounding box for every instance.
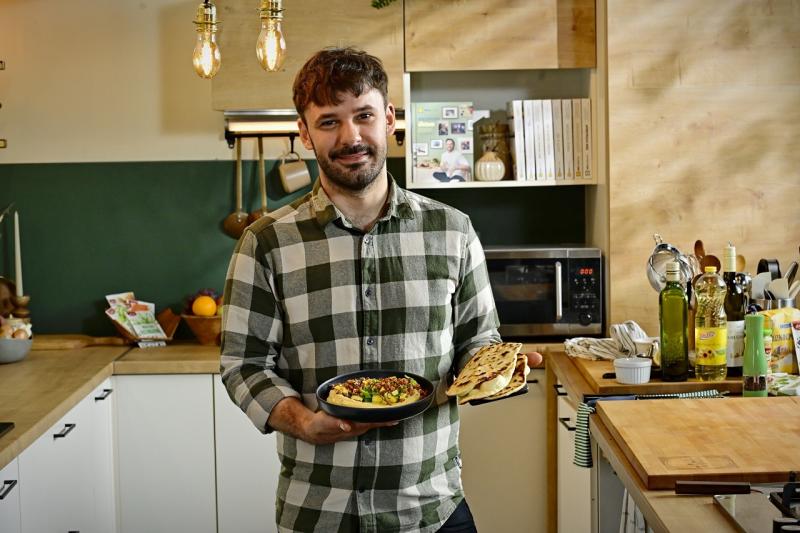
[316,369,435,423]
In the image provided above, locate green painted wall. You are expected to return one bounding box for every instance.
[1,159,583,335]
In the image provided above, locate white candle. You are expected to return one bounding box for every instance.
[14,211,23,297]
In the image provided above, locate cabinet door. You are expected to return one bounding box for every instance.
[89,377,117,533]
[115,374,216,533]
[19,393,94,533]
[556,395,591,533]
[212,0,404,110]
[405,0,596,71]
[213,375,280,533]
[459,371,547,533]
[0,458,21,533]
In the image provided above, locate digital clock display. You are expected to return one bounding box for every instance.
[578,268,594,276]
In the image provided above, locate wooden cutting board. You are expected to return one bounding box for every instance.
[595,396,800,489]
[32,334,130,350]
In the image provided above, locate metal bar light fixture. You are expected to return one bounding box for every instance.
[192,0,221,79]
[256,0,287,72]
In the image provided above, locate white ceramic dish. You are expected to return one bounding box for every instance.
[0,338,32,364]
[614,357,652,385]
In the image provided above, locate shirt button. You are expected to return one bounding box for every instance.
[366,337,375,346]
[365,287,372,297]
[358,487,365,493]
[363,439,371,446]
[364,236,372,245]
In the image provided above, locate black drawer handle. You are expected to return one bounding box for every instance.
[526,368,541,384]
[553,384,568,396]
[53,423,76,439]
[0,479,17,500]
[94,388,113,401]
[558,417,577,431]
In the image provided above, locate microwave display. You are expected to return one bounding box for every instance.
[484,247,603,337]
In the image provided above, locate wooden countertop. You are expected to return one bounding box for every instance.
[0,346,129,471]
[114,343,221,374]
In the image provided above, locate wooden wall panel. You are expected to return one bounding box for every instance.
[607,0,800,335]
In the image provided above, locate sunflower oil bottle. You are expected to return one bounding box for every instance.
[694,266,728,381]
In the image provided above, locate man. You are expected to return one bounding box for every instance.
[432,138,470,182]
[220,47,542,533]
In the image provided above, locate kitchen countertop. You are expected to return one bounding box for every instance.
[114,343,222,374]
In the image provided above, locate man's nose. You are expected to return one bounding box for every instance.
[339,120,362,145]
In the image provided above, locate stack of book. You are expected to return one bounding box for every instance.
[507,98,592,182]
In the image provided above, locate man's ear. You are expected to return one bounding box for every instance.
[385,103,396,136]
[297,118,314,151]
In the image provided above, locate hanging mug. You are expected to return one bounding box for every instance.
[278,152,312,193]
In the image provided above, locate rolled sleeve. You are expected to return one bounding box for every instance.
[220,229,301,434]
[452,220,502,371]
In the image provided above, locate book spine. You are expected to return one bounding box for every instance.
[581,98,592,181]
[572,99,583,179]
[507,100,526,181]
[533,100,546,181]
[552,99,564,180]
[562,99,574,180]
[543,100,555,180]
[523,100,537,181]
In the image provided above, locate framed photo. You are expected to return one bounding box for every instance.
[442,107,458,119]
[459,138,473,154]
[413,142,429,156]
[437,122,449,135]
[430,139,443,149]
[467,120,474,131]
[451,122,466,134]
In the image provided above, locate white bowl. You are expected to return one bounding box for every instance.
[614,357,652,385]
[0,338,32,364]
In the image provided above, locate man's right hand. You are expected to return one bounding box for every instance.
[301,410,399,445]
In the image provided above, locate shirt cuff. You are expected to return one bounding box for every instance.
[247,384,302,435]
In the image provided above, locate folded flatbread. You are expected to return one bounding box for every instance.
[447,342,521,402]
[478,353,530,402]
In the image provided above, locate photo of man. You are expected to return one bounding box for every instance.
[438,122,449,135]
[433,138,471,182]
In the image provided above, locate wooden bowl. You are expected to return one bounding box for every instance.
[181,314,221,346]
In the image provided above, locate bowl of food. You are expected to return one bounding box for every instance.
[316,370,435,423]
[0,338,32,364]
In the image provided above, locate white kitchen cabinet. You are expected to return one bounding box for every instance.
[0,458,21,533]
[89,378,117,533]
[19,386,95,533]
[556,394,591,533]
[114,374,216,533]
[459,369,547,533]
[213,375,280,533]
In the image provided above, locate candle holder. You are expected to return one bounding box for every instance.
[11,294,30,320]
[0,278,30,322]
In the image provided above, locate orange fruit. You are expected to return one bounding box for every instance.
[192,295,217,317]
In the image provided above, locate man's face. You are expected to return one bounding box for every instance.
[445,139,455,152]
[298,88,395,192]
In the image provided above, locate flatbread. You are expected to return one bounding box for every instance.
[480,353,530,402]
[446,342,521,399]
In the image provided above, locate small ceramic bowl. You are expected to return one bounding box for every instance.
[0,338,33,364]
[181,314,221,346]
[614,357,652,385]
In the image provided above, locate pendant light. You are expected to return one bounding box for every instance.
[192,1,221,79]
[256,0,287,72]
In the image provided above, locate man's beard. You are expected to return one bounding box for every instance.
[314,141,387,192]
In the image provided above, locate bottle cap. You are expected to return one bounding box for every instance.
[704,266,718,273]
[665,261,681,282]
[723,242,736,272]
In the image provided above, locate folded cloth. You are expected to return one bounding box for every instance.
[564,320,659,361]
[767,373,800,396]
[573,389,723,469]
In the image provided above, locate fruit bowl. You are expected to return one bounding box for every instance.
[0,338,33,364]
[181,314,222,346]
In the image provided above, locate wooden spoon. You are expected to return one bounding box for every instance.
[222,138,248,239]
[700,254,721,272]
[694,240,706,261]
[248,137,268,223]
[736,254,746,273]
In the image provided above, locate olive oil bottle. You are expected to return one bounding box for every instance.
[743,313,768,397]
[694,266,728,381]
[659,261,688,381]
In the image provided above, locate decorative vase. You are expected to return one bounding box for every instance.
[475,151,506,181]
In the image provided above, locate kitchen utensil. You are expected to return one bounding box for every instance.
[752,272,773,299]
[316,369,435,423]
[789,280,800,299]
[694,240,706,261]
[32,334,128,350]
[700,253,721,272]
[0,338,32,363]
[248,137,268,223]
[613,357,652,384]
[753,298,795,311]
[784,261,798,286]
[686,253,700,277]
[769,278,790,299]
[595,397,800,490]
[736,254,746,273]
[757,258,782,280]
[278,151,312,193]
[646,234,693,291]
[222,139,248,239]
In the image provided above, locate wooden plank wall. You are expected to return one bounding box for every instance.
[607,0,800,334]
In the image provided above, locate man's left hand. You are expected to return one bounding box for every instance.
[525,352,543,368]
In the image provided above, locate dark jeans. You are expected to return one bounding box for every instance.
[437,499,477,533]
[432,171,465,183]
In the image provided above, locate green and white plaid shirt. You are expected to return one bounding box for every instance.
[220,176,500,533]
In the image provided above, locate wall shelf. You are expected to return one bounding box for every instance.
[406,179,596,190]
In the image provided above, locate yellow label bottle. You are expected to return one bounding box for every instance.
[694,266,728,381]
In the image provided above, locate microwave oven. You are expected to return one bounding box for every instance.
[484,246,603,337]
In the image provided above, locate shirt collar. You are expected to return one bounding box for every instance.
[311,173,415,228]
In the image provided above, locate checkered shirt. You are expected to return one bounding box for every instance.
[220,176,500,533]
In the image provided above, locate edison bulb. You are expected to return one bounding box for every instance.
[193,30,221,79]
[256,19,286,72]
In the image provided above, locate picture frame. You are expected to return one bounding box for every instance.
[437,122,449,135]
[442,107,458,119]
[413,142,429,156]
[459,138,473,154]
[451,122,466,134]
[430,139,443,149]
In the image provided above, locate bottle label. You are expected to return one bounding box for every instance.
[696,326,727,366]
[726,320,745,368]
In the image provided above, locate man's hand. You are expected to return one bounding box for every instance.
[525,351,543,368]
[301,410,398,445]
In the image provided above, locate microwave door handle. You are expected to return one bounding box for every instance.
[555,261,563,321]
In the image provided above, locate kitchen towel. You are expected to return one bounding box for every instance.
[564,321,659,361]
[573,389,724,469]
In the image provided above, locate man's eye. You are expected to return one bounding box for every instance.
[319,120,336,128]
[358,113,374,121]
